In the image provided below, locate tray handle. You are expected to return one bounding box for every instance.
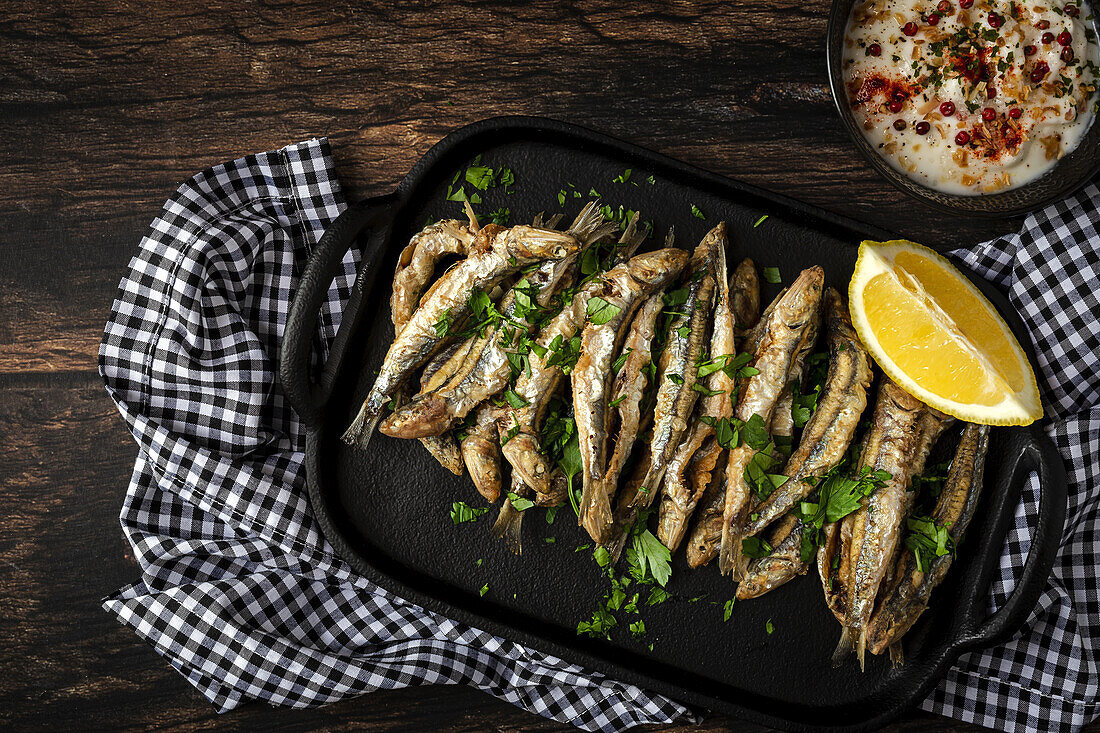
[956,425,1067,649]
[280,194,397,429]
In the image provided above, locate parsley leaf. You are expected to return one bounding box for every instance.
[586,297,622,325]
[503,389,529,409]
[632,529,672,587]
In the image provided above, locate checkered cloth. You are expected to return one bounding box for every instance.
[100,139,1099,731]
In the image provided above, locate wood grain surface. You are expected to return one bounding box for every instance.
[0,1,1077,731]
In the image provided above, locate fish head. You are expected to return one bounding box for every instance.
[621,248,691,287]
[503,225,581,261]
[776,265,825,329]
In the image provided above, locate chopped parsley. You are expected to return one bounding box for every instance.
[905,515,955,572]
[753,214,769,228]
[690,204,706,219]
[762,267,782,284]
[450,502,490,524]
[506,490,536,508]
[479,583,489,597]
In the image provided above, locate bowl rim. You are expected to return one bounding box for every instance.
[825,0,1100,218]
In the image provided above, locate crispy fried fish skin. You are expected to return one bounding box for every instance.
[390,220,475,334]
[460,404,504,504]
[682,258,762,568]
[380,205,613,440]
[629,233,721,515]
[718,266,824,577]
[576,249,693,543]
[867,423,989,656]
[602,293,663,506]
[658,230,736,551]
[497,220,649,498]
[846,381,953,668]
[344,222,588,448]
[746,288,874,536]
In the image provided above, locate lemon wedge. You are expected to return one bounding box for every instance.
[849,239,1042,426]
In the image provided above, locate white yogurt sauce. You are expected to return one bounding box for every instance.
[843,0,1099,194]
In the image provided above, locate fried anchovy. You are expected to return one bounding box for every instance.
[575,247,694,543]
[380,204,614,439]
[680,258,762,568]
[866,423,989,656]
[496,230,662,498]
[658,230,736,551]
[735,292,873,599]
[412,340,474,475]
[746,288,875,536]
[818,506,857,666]
[627,232,721,514]
[343,218,592,448]
[718,266,824,577]
[391,220,475,333]
[846,380,953,669]
[460,403,504,504]
[602,293,664,508]
[390,220,480,475]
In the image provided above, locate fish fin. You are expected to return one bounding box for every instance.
[464,200,479,233]
[856,628,868,673]
[831,628,853,668]
[664,227,676,249]
[545,213,564,229]
[491,498,524,555]
[341,403,380,448]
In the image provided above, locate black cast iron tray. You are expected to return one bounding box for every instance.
[280,116,1067,731]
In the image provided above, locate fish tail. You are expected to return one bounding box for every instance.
[341,402,380,448]
[888,643,905,668]
[656,500,688,553]
[831,628,853,668]
[491,497,524,555]
[579,475,615,543]
[567,201,611,245]
[419,435,465,476]
[718,523,744,578]
[605,518,631,564]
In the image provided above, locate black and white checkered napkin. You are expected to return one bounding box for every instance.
[100,139,1099,731]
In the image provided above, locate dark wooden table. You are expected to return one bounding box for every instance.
[0,2,1083,731]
